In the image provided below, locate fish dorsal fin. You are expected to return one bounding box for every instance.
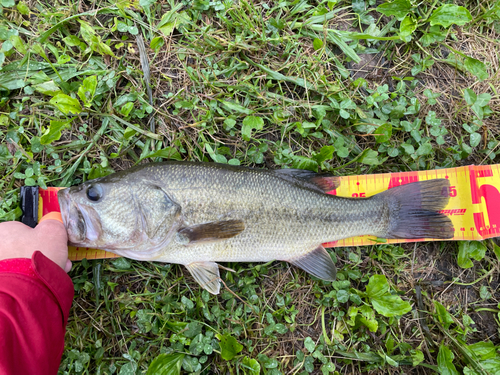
[286,245,337,281]
[176,220,245,245]
[185,261,221,294]
[273,169,340,193]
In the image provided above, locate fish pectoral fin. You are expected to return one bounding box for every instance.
[176,220,245,245]
[185,261,221,295]
[286,245,337,281]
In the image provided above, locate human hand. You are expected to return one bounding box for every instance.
[0,212,71,273]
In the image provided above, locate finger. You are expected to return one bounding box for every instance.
[35,218,68,244]
[64,259,72,273]
[35,219,69,270]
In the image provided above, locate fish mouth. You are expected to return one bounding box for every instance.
[58,189,102,246]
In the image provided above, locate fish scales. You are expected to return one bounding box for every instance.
[58,161,453,294]
[140,163,384,262]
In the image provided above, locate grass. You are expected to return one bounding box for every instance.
[1,0,500,373]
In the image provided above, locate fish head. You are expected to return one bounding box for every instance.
[58,174,181,253]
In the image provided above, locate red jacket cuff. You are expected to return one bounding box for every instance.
[0,257,39,278]
[31,251,74,324]
[0,251,74,374]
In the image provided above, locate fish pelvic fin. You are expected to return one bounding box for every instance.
[376,179,454,239]
[185,261,221,294]
[287,245,337,281]
[176,220,245,245]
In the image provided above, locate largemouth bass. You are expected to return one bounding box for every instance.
[58,162,453,294]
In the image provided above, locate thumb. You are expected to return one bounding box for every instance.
[36,212,70,271]
[64,259,73,273]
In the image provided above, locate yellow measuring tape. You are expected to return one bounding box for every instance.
[323,164,500,248]
[38,164,500,261]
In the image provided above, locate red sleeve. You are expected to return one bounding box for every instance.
[0,251,74,375]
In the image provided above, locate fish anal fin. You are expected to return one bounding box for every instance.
[185,261,221,294]
[273,169,340,193]
[177,220,245,245]
[287,245,337,281]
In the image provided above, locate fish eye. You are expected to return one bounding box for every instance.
[86,184,103,202]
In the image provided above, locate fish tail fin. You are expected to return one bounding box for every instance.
[375,179,454,239]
